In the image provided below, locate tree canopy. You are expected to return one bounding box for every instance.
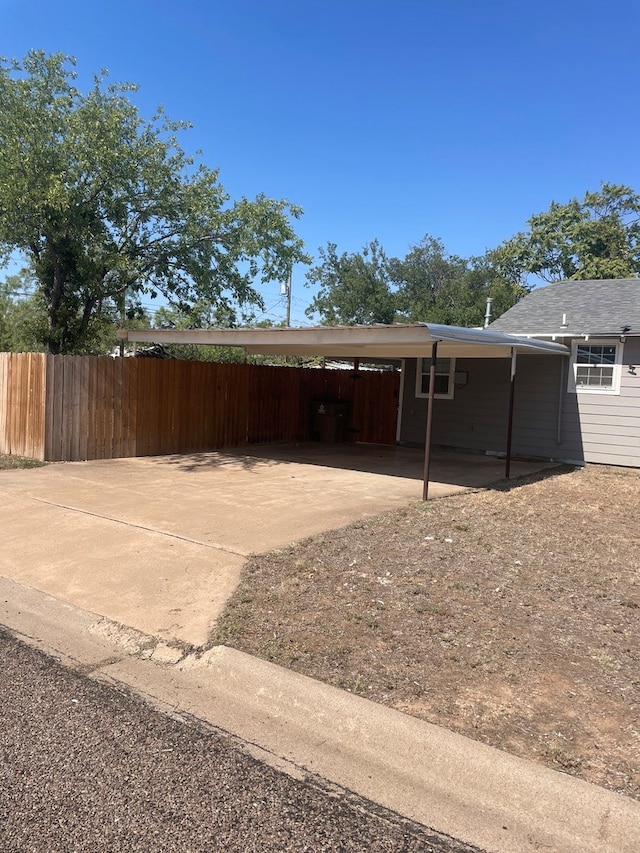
[306,184,640,332]
[390,235,468,321]
[305,235,526,329]
[491,183,640,285]
[391,238,526,327]
[305,240,396,325]
[0,51,308,354]
[0,270,47,352]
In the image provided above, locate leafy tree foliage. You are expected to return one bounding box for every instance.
[305,234,526,329]
[0,270,48,352]
[306,185,640,331]
[390,235,468,321]
[151,303,304,364]
[151,299,243,362]
[0,51,307,354]
[391,236,526,327]
[0,268,154,354]
[305,240,396,325]
[492,183,640,285]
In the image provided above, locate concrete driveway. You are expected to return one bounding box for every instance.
[0,444,552,647]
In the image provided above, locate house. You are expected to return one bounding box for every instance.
[397,279,640,468]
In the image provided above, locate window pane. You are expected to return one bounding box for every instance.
[576,344,617,365]
[576,345,599,364]
[597,367,613,386]
[576,365,613,388]
[421,374,451,395]
[419,357,451,396]
[576,346,590,364]
[434,375,449,395]
[587,368,604,386]
[575,366,589,386]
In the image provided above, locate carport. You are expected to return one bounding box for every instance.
[118,323,570,499]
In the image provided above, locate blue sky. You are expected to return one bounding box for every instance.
[2,0,639,325]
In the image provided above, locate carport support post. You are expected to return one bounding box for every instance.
[505,347,517,479]
[422,342,438,501]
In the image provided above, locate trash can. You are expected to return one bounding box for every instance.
[310,399,351,442]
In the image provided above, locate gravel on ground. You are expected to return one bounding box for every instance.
[0,629,483,853]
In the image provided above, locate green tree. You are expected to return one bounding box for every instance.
[154,298,240,332]
[390,235,468,322]
[305,240,396,325]
[151,299,243,362]
[0,51,307,354]
[0,270,48,351]
[431,261,526,327]
[492,183,640,285]
[151,303,303,364]
[391,235,526,327]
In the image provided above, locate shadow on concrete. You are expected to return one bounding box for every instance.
[159,450,270,473]
[156,443,424,479]
[155,442,571,492]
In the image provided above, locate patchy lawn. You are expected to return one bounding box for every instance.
[214,464,640,801]
[0,454,46,470]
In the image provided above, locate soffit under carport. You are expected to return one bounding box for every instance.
[117,323,570,360]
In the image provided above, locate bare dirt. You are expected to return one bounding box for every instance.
[214,464,640,801]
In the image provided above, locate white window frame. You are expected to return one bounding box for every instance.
[415,357,456,400]
[568,338,623,395]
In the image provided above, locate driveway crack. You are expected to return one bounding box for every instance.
[0,487,248,557]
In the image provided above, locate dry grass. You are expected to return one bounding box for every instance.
[0,454,46,470]
[214,464,640,800]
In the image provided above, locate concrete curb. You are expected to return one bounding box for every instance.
[2,576,639,853]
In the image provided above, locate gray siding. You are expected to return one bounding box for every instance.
[400,340,640,467]
[570,337,640,467]
[399,356,584,463]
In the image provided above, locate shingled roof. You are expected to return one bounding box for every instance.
[489,279,640,337]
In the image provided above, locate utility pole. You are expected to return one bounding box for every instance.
[280,268,292,327]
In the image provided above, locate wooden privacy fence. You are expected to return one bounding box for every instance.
[0,353,400,461]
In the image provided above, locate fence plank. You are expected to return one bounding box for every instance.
[110,357,122,458]
[48,356,61,461]
[8,353,18,455]
[0,353,9,455]
[15,353,28,456]
[25,353,46,459]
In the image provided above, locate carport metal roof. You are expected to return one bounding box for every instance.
[117,323,569,500]
[117,322,569,359]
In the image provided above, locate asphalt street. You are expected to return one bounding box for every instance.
[0,629,484,853]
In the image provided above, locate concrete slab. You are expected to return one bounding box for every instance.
[0,494,243,646]
[0,445,555,646]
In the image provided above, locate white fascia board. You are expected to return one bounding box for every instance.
[498,330,640,340]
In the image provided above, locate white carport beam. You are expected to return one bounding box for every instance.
[116,323,570,360]
[505,347,517,479]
